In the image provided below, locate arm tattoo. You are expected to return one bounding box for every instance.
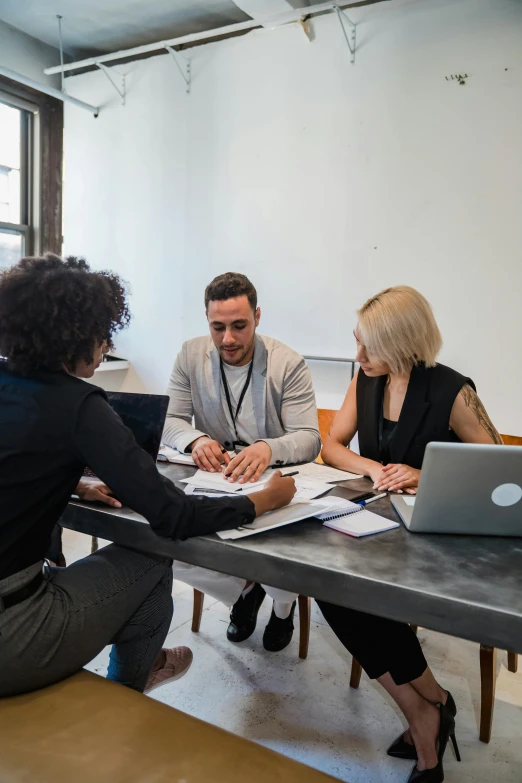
[459,384,503,444]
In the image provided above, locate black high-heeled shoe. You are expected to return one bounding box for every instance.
[387,691,460,762]
[406,702,460,783]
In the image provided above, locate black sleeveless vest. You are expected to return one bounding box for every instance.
[356,363,475,470]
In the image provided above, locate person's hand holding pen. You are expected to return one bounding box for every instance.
[189,436,231,472]
[249,470,297,516]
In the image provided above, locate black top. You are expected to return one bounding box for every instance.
[357,362,475,469]
[0,363,255,579]
[379,417,398,464]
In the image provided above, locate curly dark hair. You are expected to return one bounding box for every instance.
[0,254,131,374]
[204,272,257,312]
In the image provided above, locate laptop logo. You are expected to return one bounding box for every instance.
[491,483,522,507]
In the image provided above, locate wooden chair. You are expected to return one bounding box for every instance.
[192,589,312,659]
[0,670,338,783]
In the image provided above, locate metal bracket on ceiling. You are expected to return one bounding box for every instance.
[56,15,67,93]
[165,45,191,94]
[97,63,126,106]
[333,4,356,64]
[299,16,313,43]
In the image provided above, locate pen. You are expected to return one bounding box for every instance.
[357,492,387,506]
[236,470,299,491]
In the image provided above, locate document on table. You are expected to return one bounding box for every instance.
[183,470,332,499]
[216,500,331,540]
[291,462,362,483]
[181,469,270,493]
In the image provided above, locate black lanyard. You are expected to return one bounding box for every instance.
[220,356,254,446]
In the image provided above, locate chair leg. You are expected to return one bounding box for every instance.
[192,589,204,632]
[298,595,311,660]
[350,658,363,689]
[508,651,518,673]
[479,645,497,743]
[91,536,99,554]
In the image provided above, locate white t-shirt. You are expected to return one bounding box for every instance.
[221,361,259,445]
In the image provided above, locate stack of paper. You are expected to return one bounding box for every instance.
[181,469,270,492]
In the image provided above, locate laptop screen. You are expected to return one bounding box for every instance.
[107,391,169,461]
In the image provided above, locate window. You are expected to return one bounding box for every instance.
[0,100,32,269]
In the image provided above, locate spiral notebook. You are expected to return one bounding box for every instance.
[314,498,400,538]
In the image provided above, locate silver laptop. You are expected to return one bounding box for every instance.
[391,442,522,536]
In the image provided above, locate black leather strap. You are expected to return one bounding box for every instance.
[1,570,44,612]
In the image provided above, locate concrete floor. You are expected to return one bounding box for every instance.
[64,529,522,783]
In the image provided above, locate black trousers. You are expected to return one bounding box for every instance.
[317,600,428,686]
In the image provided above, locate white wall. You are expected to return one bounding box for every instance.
[0,20,60,88]
[63,0,522,433]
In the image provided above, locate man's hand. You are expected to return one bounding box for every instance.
[373,463,421,494]
[190,436,231,472]
[223,442,272,484]
[76,478,122,508]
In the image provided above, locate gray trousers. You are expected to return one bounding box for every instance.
[0,545,173,697]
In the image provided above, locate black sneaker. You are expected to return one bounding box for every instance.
[262,602,296,652]
[226,583,266,643]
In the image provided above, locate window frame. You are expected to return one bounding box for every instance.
[0,96,35,257]
[0,77,63,259]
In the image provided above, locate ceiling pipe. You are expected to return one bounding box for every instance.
[43,0,368,76]
[0,65,99,116]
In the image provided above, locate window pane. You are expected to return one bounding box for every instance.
[0,231,23,270]
[0,103,21,168]
[0,102,21,225]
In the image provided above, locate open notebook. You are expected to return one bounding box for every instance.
[314,498,400,538]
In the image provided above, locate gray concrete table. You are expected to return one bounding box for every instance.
[61,463,522,655]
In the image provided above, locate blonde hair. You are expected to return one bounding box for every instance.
[357,286,442,375]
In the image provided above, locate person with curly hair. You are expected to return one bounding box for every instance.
[0,254,296,698]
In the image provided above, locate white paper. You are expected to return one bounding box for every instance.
[403,496,416,506]
[181,467,272,493]
[157,445,196,466]
[216,501,331,540]
[291,462,362,483]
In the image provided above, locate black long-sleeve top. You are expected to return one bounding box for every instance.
[0,362,255,579]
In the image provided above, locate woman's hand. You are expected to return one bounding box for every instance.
[249,470,296,516]
[76,478,122,508]
[373,464,420,494]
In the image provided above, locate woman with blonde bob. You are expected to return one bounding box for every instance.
[319,286,502,783]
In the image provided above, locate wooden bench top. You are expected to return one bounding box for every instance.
[0,671,341,783]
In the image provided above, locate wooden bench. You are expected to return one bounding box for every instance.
[0,671,340,783]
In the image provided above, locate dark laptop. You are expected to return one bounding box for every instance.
[83,392,169,478]
[106,391,169,461]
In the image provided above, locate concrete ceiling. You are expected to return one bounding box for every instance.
[0,0,316,59]
[0,0,255,58]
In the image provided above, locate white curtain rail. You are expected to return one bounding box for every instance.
[0,66,99,116]
[43,0,364,76]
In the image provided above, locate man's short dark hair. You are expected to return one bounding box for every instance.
[204,272,257,312]
[0,253,130,374]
